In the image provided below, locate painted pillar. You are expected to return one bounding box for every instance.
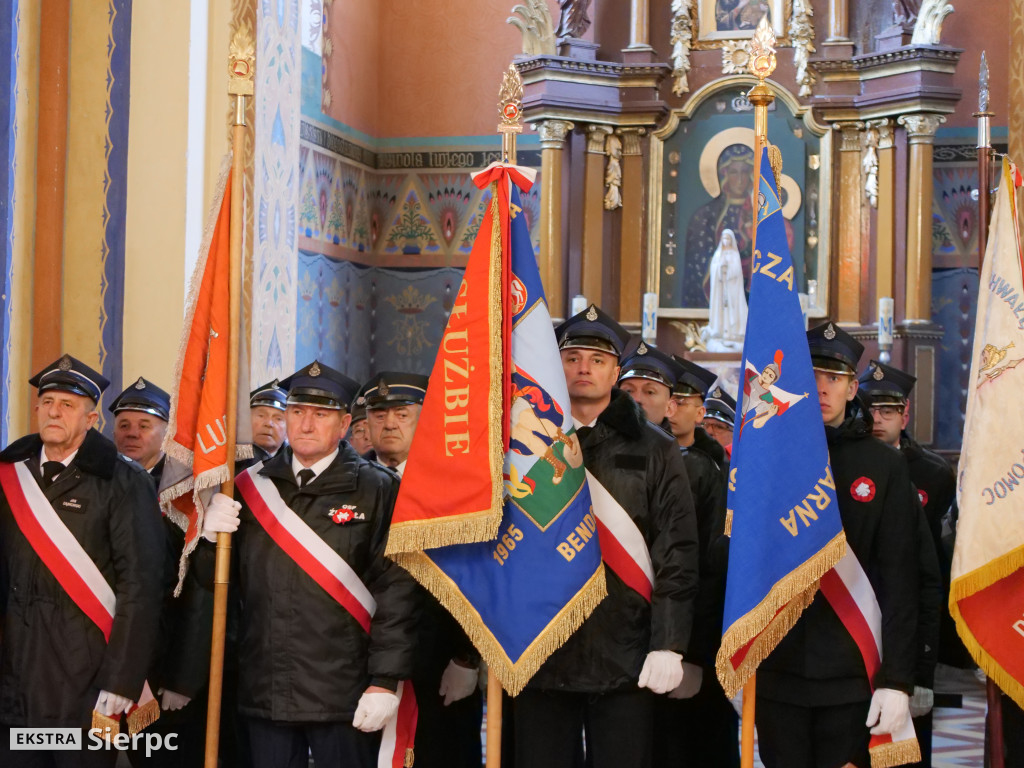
[827,0,848,41]
[537,119,573,320]
[618,127,646,325]
[835,122,863,323]
[870,119,896,306]
[582,124,612,307]
[898,113,944,323]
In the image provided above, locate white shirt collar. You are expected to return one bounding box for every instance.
[572,416,597,430]
[291,448,339,485]
[40,447,79,468]
[394,459,407,479]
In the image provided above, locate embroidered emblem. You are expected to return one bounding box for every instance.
[637,342,648,355]
[328,504,363,525]
[59,355,72,371]
[851,477,876,502]
[872,365,884,381]
[61,498,83,511]
[309,362,321,377]
[586,305,598,321]
[714,387,723,398]
[918,489,929,506]
[379,380,390,397]
[824,323,836,340]
[356,395,366,406]
[134,377,146,389]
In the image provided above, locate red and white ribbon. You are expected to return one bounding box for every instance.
[586,469,654,602]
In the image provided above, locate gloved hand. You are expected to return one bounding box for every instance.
[439,660,479,706]
[667,662,703,699]
[94,690,132,717]
[352,690,399,732]
[202,493,241,542]
[866,688,911,736]
[159,689,191,711]
[909,686,934,718]
[637,650,683,694]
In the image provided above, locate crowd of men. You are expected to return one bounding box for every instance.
[0,298,989,768]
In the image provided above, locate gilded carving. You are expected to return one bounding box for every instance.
[1010,2,1024,169]
[604,134,623,210]
[720,41,750,75]
[790,0,816,98]
[586,124,613,154]
[898,113,945,143]
[836,122,865,152]
[537,120,574,149]
[617,127,645,156]
[863,125,880,208]
[910,0,954,45]
[556,0,592,39]
[508,0,556,56]
[670,0,694,96]
[748,16,778,81]
[669,320,709,352]
[872,118,894,150]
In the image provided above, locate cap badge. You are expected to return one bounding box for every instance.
[379,380,390,396]
[586,305,598,321]
[134,377,146,389]
[309,362,321,377]
[714,387,723,398]
[356,395,366,406]
[637,342,648,355]
[59,355,72,372]
[271,378,280,387]
[872,365,884,381]
[824,323,836,340]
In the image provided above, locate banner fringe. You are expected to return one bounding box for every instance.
[385,512,502,555]
[949,543,1024,709]
[126,700,161,735]
[392,552,607,696]
[869,737,921,768]
[716,531,846,698]
[485,182,507,552]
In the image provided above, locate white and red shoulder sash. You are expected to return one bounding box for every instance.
[820,550,921,767]
[0,460,159,732]
[586,469,654,602]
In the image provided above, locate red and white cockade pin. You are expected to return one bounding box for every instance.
[329,504,357,524]
[850,477,876,502]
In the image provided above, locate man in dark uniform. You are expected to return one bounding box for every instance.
[0,355,166,767]
[513,305,699,768]
[756,323,921,768]
[857,361,947,768]
[200,360,419,768]
[110,377,171,480]
[702,386,737,457]
[363,371,482,768]
[347,387,374,456]
[249,379,288,464]
[616,340,680,429]
[651,356,737,767]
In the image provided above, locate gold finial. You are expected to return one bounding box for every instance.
[228,25,255,96]
[497,64,524,164]
[747,15,777,83]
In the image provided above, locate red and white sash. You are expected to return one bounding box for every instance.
[586,469,654,602]
[0,460,159,732]
[236,464,416,767]
[819,550,921,768]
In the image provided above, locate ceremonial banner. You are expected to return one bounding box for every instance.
[951,157,1024,709]
[161,160,251,588]
[716,148,845,698]
[389,165,606,694]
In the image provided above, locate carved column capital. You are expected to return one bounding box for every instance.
[586,124,614,154]
[898,113,945,144]
[537,119,574,149]
[867,118,894,149]
[834,121,864,152]
[616,127,646,156]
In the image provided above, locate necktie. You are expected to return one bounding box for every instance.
[576,426,592,443]
[297,468,316,488]
[42,461,65,488]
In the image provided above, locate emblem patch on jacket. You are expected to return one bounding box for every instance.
[328,504,364,524]
[850,477,876,502]
[917,489,928,506]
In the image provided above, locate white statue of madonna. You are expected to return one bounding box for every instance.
[702,229,748,352]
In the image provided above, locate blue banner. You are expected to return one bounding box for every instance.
[716,148,845,697]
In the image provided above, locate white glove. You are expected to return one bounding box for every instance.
[159,688,191,711]
[637,650,684,694]
[94,690,132,717]
[202,492,241,542]
[439,660,479,706]
[352,690,399,732]
[909,686,934,718]
[667,662,703,699]
[866,688,911,736]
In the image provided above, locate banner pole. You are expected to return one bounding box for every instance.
[204,27,254,768]
[741,676,757,768]
[975,50,993,272]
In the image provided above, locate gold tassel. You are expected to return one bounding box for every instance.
[404,746,415,767]
[767,144,783,191]
[869,737,921,768]
[126,699,161,735]
[91,711,119,742]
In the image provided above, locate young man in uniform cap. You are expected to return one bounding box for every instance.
[363,370,483,768]
[363,372,429,477]
[755,323,921,768]
[347,386,374,456]
[653,356,737,767]
[857,361,947,768]
[249,379,288,464]
[0,355,166,767]
[616,340,684,429]
[110,377,171,481]
[200,360,419,768]
[702,386,737,456]
[513,304,699,768]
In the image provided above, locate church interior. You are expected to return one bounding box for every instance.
[0,0,1012,459]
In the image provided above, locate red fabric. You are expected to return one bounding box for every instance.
[957,566,1024,695]
[594,518,653,602]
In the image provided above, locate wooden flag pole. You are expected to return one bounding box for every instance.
[737,20,777,768]
[204,27,254,768]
